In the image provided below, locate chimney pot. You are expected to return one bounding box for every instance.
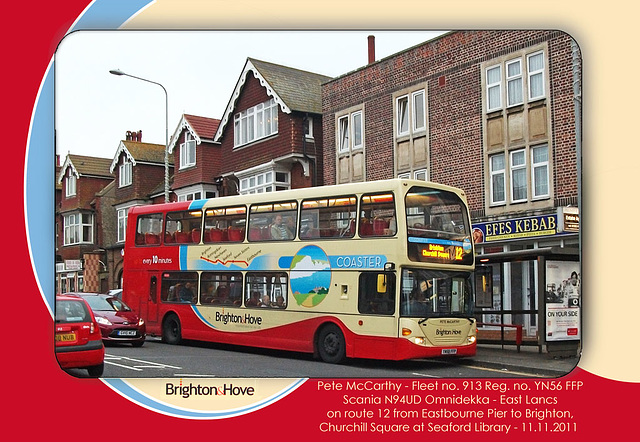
[368,35,375,64]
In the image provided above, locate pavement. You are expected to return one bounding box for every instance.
[467,344,581,377]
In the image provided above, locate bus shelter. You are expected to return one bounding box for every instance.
[474,247,580,356]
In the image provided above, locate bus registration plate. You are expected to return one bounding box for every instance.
[441,349,457,355]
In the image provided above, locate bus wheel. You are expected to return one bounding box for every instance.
[162,314,182,345]
[317,324,346,364]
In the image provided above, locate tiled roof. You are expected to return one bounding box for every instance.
[249,58,332,114]
[58,154,112,183]
[215,58,332,142]
[184,114,220,140]
[121,140,168,164]
[110,140,174,173]
[68,154,112,177]
[168,114,221,152]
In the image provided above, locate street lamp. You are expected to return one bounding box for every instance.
[109,69,170,203]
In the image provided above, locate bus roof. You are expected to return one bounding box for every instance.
[128,178,468,215]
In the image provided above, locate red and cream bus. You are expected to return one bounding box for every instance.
[122,179,476,363]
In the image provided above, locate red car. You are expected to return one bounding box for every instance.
[73,293,146,347]
[55,294,105,377]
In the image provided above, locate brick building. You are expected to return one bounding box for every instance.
[56,153,113,293]
[168,114,221,201]
[214,58,331,194]
[107,130,175,288]
[322,31,580,348]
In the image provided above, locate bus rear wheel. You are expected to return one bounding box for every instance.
[317,324,346,364]
[162,314,182,345]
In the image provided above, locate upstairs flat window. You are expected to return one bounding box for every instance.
[119,159,132,187]
[180,133,196,169]
[65,170,76,197]
[234,98,279,148]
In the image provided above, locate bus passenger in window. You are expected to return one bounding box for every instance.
[271,214,293,240]
[246,291,260,307]
[179,282,195,303]
[274,295,286,308]
[260,295,272,308]
[229,282,242,305]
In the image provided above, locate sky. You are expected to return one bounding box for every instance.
[54,30,446,161]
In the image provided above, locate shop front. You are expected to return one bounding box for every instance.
[472,209,580,355]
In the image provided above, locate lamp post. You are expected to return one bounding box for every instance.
[109,69,170,203]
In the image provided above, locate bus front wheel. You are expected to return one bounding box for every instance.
[317,324,346,364]
[162,314,182,345]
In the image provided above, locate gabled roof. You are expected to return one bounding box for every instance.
[168,114,221,153]
[57,154,112,184]
[214,58,333,142]
[109,140,173,173]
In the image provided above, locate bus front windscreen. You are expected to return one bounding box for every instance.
[400,269,473,317]
[405,186,473,265]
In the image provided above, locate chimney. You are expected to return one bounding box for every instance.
[368,35,375,64]
[126,131,131,141]
[137,130,142,141]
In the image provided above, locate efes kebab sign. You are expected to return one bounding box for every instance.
[473,214,567,243]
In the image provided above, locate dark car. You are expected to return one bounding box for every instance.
[55,294,105,377]
[70,293,146,347]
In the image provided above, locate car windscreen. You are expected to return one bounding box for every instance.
[83,296,131,312]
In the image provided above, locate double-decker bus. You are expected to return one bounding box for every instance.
[122,179,476,363]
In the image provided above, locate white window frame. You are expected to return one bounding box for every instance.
[506,58,523,107]
[510,149,528,203]
[65,170,76,197]
[527,51,545,101]
[338,115,350,153]
[489,153,506,205]
[531,144,549,199]
[234,98,278,148]
[305,116,314,139]
[64,212,93,245]
[486,65,502,112]
[180,133,196,169]
[351,111,363,150]
[412,90,426,132]
[240,170,290,195]
[119,159,132,188]
[117,207,129,243]
[396,95,409,136]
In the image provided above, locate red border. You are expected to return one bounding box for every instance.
[6,3,639,439]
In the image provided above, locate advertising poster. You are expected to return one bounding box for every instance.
[4,1,638,440]
[546,261,581,341]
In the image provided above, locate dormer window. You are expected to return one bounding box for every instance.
[65,169,76,197]
[180,133,196,169]
[119,158,132,188]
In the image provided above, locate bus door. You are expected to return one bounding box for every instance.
[140,274,160,325]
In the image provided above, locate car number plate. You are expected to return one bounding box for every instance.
[441,348,457,355]
[117,330,137,336]
[55,333,76,342]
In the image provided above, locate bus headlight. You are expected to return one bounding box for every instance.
[413,337,426,346]
[467,336,477,344]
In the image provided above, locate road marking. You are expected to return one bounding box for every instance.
[412,372,438,378]
[105,354,182,371]
[466,365,547,377]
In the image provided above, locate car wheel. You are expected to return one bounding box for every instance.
[317,324,346,364]
[87,363,104,377]
[162,314,182,345]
